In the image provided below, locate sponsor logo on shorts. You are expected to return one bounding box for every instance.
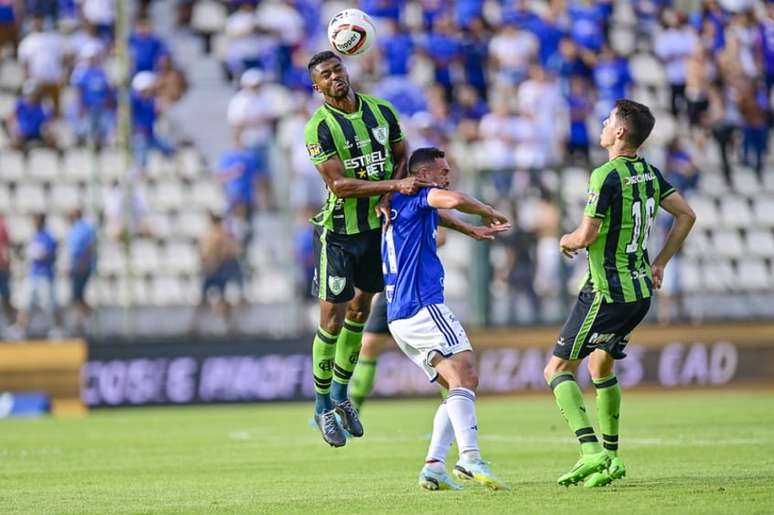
[557,337,565,346]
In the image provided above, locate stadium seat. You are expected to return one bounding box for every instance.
[148,152,176,178]
[176,210,209,239]
[130,240,161,274]
[144,212,172,239]
[681,229,710,257]
[647,112,676,147]
[14,183,47,213]
[191,0,228,36]
[191,181,226,211]
[0,92,16,119]
[152,275,186,305]
[28,148,60,181]
[732,169,760,196]
[610,27,636,56]
[97,244,128,276]
[0,186,10,213]
[0,60,23,91]
[46,214,67,240]
[718,196,753,228]
[690,196,719,228]
[698,173,725,198]
[678,258,702,293]
[0,150,25,182]
[711,229,744,259]
[745,229,774,258]
[630,53,666,88]
[62,148,94,182]
[100,149,125,180]
[177,147,204,179]
[49,183,81,213]
[762,172,774,194]
[5,214,34,244]
[152,180,186,211]
[163,241,199,274]
[560,167,589,203]
[753,197,774,227]
[735,258,771,291]
[701,259,735,292]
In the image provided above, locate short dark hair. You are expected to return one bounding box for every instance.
[409,147,445,174]
[307,51,341,74]
[614,99,655,149]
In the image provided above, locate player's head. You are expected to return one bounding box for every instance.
[600,99,655,151]
[308,51,350,100]
[409,147,450,189]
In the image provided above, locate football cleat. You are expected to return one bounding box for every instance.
[334,399,364,437]
[418,465,461,491]
[584,456,626,488]
[453,456,509,490]
[557,452,611,486]
[314,409,347,447]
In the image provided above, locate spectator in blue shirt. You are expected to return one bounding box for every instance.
[131,71,175,171]
[70,43,115,147]
[591,45,632,119]
[547,38,592,96]
[3,82,58,151]
[67,208,96,335]
[565,76,593,165]
[568,0,606,52]
[461,16,490,99]
[529,11,566,66]
[12,213,62,339]
[379,20,414,77]
[455,0,484,29]
[129,16,168,74]
[216,139,270,249]
[0,0,19,58]
[424,15,462,100]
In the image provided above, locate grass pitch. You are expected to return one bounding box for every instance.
[1,391,773,514]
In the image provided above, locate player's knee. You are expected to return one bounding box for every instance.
[543,363,557,383]
[461,366,479,391]
[346,307,369,324]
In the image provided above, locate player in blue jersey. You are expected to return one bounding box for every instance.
[382,147,511,491]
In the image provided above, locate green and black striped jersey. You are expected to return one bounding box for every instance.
[583,155,676,303]
[304,93,404,235]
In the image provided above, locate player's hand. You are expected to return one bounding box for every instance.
[397,176,436,195]
[559,234,577,258]
[481,208,509,227]
[652,263,665,289]
[376,193,393,227]
[469,223,512,240]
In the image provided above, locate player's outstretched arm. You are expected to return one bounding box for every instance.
[429,190,511,240]
[316,157,435,198]
[559,216,603,258]
[651,192,696,288]
[437,210,509,241]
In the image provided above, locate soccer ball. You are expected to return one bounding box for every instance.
[327,9,376,56]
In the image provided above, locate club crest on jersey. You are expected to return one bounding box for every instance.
[372,126,388,146]
[307,143,322,158]
[328,276,346,295]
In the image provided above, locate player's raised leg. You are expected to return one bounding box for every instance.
[330,289,372,437]
[585,348,626,488]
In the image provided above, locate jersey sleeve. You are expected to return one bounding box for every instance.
[415,187,432,211]
[377,100,404,144]
[652,166,676,200]
[304,117,337,165]
[584,168,619,219]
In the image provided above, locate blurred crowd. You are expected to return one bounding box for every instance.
[1,0,772,336]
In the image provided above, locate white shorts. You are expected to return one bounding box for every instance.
[388,303,472,382]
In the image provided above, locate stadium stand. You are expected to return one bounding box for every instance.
[0,0,772,338]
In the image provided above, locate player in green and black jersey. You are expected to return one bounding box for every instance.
[303,51,436,447]
[543,100,696,487]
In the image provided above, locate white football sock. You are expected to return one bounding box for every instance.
[425,401,455,465]
[446,387,480,458]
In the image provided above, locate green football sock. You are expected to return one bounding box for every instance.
[312,327,338,414]
[549,372,602,455]
[594,375,621,456]
[350,357,377,410]
[331,318,365,403]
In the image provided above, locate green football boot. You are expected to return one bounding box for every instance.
[453,456,510,491]
[418,465,461,491]
[584,456,626,488]
[557,451,611,486]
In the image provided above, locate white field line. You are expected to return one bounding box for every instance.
[226,429,766,447]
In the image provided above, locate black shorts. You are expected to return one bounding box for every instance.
[554,286,651,361]
[312,226,384,303]
[70,271,91,303]
[364,292,389,335]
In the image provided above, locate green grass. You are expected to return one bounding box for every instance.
[1,391,773,514]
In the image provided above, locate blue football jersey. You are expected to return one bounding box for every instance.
[382,188,445,322]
